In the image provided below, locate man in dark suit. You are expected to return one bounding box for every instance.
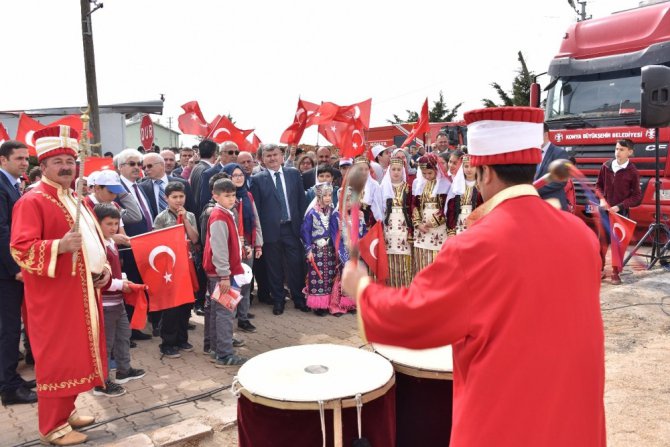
[139,152,195,218]
[0,141,37,405]
[198,141,240,213]
[191,139,219,218]
[115,148,156,339]
[535,123,570,210]
[251,144,308,315]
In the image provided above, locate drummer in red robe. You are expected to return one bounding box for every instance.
[10,125,111,446]
[342,107,606,447]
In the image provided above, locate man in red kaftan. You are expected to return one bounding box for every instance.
[11,125,111,446]
[343,107,606,447]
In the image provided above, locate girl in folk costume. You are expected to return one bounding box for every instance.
[329,187,368,316]
[300,183,337,317]
[446,155,483,236]
[380,155,413,287]
[412,153,451,273]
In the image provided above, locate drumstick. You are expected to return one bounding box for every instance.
[309,257,324,280]
[533,159,572,190]
[346,164,368,263]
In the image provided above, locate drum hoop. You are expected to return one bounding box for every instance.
[238,374,396,410]
[393,363,453,380]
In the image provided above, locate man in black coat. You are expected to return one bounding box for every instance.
[0,141,36,405]
[535,124,570,210]
[138,152,195,218]
[250,144,308,315]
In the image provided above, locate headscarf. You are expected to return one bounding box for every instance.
[380,157,407,215]
[222,163,254,235]
[412,153,451,197]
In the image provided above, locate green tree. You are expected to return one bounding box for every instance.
[482,51,534,107]
[387,91,462,124]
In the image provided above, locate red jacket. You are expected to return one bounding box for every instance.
[595,159,642,213]
[359,186,605,447]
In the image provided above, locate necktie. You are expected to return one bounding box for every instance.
[14,182,21,196]
[274,171,289,222]
[133,183,153,230]
[156,179,168,212]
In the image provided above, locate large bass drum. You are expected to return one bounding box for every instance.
[234,344,396,447]
[374,344,454,447]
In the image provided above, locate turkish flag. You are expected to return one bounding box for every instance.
[359,221,389,285]
[123,284,149,330]
[609,211,636,269]
[83,156,115,176]
[178,101,211,137]
[319,120,366,158]
[130,225,194,312]
[401,98,430,148]
[15,113,87,156]
[249,134,262,153]
[306,102,341,127]
[15,114,45,156]
[333,98,372,129]
[281,98,319,145]
[0,123,10,144]
[208,115,253,147]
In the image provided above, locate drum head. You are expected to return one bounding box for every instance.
[237,344,393,402]
[373,344,453,374]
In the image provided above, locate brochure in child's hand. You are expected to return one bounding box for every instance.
[211,285,242,311]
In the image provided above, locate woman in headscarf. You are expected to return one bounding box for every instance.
[411,153,450,274]
[380,155,413,287]
[222,163,263,333]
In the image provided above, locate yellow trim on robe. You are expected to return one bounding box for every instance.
[48,239,59,278]
[355,276,371,344]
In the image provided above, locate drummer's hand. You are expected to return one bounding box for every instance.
[342,261,370,299]
[418,223,429,234]
[112,233,131,246]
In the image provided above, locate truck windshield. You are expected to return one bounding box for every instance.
[546,68,641,120]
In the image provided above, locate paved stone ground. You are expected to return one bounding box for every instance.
[2,247,668,447]
[1,299,363,447]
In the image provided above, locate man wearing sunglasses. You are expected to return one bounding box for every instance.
[197,141,239,217]
[139,152,195,218]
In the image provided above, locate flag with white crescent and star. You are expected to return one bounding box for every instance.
[130,224,194,312]
[359,221,389,285]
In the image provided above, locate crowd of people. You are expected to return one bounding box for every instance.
[0,112,639,445]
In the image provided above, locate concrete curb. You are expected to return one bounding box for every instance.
[102,408,236,447]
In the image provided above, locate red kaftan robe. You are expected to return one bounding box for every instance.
[358,185,606,447]
[10,178,108,399]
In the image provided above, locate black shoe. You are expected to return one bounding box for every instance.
[178,342,194,352]
[23,379,36,389]
[272,304,284,316]
[129,341,137,349]
[238,320,257,333]
[314,309,328,317]
[187,323,196,331]
[160,346,181,359]
[194,307,206,316]
[115,367,146,384]
[93,380,126,397]
[130,330,152,341]
[246,313,255,320]
[295,303,310,312]
[1,386,37,405]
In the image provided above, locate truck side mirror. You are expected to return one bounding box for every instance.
[641,65,670,128]
[530,83,541,108]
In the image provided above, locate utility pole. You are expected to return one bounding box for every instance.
[568,0,591,22]
[80,0,104,155]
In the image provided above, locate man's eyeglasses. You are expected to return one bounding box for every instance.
[226,150,240,155]
[144,164,155,169]
[123,161,143,167]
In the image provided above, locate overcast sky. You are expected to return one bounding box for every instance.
[2,0,638,147]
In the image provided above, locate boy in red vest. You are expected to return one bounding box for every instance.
[203,179,248,367]
[92,204,145,397]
